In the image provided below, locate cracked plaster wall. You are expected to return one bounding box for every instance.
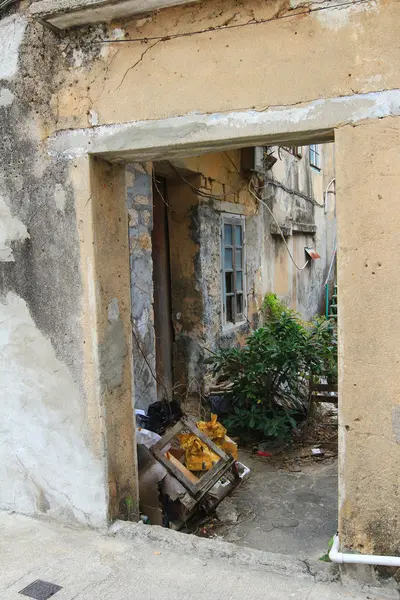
[268,144,336,319]
[91,157,138,521]
[0,16,110,526]
[51,0,400,131]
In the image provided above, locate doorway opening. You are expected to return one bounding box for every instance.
[131,140,338,562]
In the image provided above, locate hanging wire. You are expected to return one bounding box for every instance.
[262,176,325,208]
[152,171,170,207]
[88,0,374,46]
[248,175,310,271]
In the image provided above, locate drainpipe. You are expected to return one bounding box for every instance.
[329,535,400,568]
[325,284,330,320]
[323,244,337,319]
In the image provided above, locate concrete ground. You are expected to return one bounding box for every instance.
[214,451,338,560]
[0,511,389,600]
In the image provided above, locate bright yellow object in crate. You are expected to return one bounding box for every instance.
[178,433,220,471]
[178,414,238,471]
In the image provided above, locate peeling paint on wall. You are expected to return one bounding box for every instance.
[311,0,378,30]
[100,298,127,391]
[54,183,67,212]
[0,88,14,107]
[89,109,99,126]
[0,195,29,261]
[0,292,107,526]
[0,15,27,80]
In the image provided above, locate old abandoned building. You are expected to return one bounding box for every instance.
[0,0,399,587]
[130,144,336,411]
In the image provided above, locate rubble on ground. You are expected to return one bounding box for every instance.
[136,413,250,531]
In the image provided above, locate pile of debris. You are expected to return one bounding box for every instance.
[136,411,249,531]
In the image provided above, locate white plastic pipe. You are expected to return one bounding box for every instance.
[329,534,400,567]
[324,177,336,214]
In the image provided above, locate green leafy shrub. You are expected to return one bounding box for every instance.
[305,316,338,384]
[208,295,337,441]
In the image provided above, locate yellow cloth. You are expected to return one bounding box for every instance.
[196,413,227,440]
[178,414,237,471]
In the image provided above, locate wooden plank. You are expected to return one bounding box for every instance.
[153,418,229,460]
[182,417,229,460]
[151,447,198,496]
[153,420,184,451]
[151,417,234,498]
[165,452,200,485]
[196,457,236,494]
[310,383,338,392]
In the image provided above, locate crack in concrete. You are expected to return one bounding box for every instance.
[115,40,162,92]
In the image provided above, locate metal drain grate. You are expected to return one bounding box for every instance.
[19,580,62,600]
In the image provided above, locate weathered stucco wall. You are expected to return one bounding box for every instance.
[165,171,205,414]
[90,157,138,521]
[266,143,336,319]
[0,16,109,526]
[180,146,335,324]
[336,118,400,557]
[52,0,400,129]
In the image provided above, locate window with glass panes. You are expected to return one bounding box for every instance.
[309,144,321,170]
[222,216,245,324]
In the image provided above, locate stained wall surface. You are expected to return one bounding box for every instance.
[336,118,400,556]
[51,0,400,130]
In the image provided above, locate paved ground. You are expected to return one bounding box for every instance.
[215,451,338,560]
[0,511,386,600]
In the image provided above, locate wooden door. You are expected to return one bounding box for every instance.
[152,176,174,401]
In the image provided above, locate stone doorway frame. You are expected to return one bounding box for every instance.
[50,88,400,543]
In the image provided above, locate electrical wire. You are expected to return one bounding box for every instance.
[152,171,170,207]
[166,160,245,199]
[223,151,240,174]
[0,0,16,10]
[167,162,315,270]
[262,176,325,208]
[131,324,170,398]
[88,0,374,45]
[248,176,310,271]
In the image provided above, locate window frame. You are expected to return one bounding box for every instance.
[221,214,246,327]
[309,144,321,170]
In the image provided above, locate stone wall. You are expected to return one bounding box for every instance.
[126,163,157,411]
